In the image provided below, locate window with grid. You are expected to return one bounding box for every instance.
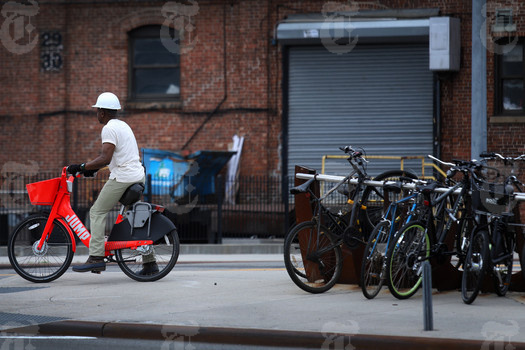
[495,40,524,115]
[129,25,180,101]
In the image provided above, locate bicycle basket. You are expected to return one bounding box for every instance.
[471,180,514,215]
[26,178,61,205]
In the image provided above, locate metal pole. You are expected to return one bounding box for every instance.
[471,0,487,159]
[422,260,434,331]
[216,175,223,244]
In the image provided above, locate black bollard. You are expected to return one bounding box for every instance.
[422,260,433,331]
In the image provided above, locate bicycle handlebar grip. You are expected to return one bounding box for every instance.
[340,146,354,154]
[479,152,495,158]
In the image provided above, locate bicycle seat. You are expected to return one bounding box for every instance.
[119,183,145,205]
[383,181,402,194]
[417,181,438,194]
[290,176,316,195]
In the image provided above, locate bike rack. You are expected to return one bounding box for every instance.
[294,170,525,292]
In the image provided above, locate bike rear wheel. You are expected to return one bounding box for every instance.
[461,230,489,304]
[115,228,180,282]
[283,221,342,293]
[386,220,429,300]
[8,214,74,283]
[361,220,390,299]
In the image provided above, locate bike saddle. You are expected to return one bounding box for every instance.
[119,183,145,205]
[383,181,402,194]
[289,176,316,195]
[417,181,439,194]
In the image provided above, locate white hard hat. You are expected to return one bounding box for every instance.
[92,92,121,110]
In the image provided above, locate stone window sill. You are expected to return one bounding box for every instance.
[126,100,182,110]
[489,116,525,123]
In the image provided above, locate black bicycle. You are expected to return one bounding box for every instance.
[462,152,524,304]
[284,146,417,293]
[385,156,481,300]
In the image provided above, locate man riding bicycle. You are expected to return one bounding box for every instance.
[67,92,158,275]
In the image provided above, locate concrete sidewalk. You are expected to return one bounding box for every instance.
[2,250,525,349]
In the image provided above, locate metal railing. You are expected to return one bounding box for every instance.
[321,154,447,179]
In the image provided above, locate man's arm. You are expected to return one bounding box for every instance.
[84,142,115,171]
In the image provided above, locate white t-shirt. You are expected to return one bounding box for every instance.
[101,119,145,183]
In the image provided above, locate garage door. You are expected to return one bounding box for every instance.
[287,44,433,177]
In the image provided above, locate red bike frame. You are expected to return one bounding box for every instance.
[33,167,153,256]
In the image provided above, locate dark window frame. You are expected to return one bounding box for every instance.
[494,38,525,116]
[128,25,181,102]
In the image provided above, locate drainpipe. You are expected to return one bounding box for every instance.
[471,0,487,159]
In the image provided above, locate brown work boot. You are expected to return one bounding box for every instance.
[73,256,106,273]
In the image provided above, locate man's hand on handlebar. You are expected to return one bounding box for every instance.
[67,164,84,176]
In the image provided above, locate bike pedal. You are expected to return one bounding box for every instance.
[91,270,102,274]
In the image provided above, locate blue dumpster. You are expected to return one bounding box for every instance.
[141,148,236,199]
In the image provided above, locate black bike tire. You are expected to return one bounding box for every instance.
[283,221,342,294]
[361,170,418,236]
[386,220,429,300]
[493,230,514,297]
[461,230,489,304]
[360,220,390,299]
[521,242,525,281]
[115,228,180,282]
[454,210,474,269]
[8,214,74,283]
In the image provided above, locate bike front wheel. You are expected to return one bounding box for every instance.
[115,228,180,282]
[361,220,391,299]
[492,229,514,297]
[8,214,74,283]
[283,221,342,294]
[461,230,489,304]
[386,220,429,300]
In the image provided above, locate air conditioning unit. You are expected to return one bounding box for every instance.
[429,17,460,71]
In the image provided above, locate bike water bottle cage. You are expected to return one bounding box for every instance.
[119,183,145,206]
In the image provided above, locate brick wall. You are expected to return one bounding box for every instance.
[1,0,524,178]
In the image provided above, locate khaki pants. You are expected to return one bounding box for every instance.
[89,177,155,263]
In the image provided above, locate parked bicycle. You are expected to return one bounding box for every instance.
[360,176,425,299]
[8,167,180,283]
[284,146,417,293]
[385,156,481,299]
[462,152,525,304]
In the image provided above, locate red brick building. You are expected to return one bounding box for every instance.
[1,0,524,180]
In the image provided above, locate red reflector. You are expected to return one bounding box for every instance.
[423,200,430,206]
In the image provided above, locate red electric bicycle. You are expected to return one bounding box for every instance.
[7,167,180,283]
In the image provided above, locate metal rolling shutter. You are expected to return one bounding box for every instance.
[287,44,433,177]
